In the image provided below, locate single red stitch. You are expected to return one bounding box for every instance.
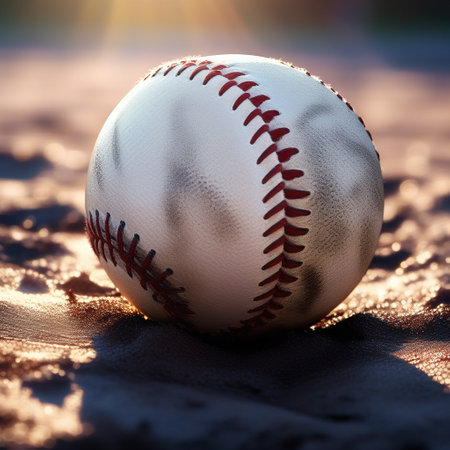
[257,143,278,164]
[190,65,209,80]
[177,62,196,76]
[219,80,237,96]
[284,188,310,199]
[250,95,270,107]
[125,234,140,276]
[285,205,311,217]
[117,220,126,261]
[282,258,303,269]
[87,212,99,256]
[261,110,280,123]
[139,249,156,289]
[261,254,284,270]
[250,124,269,145]
[263,200,286,220]
[243,108,261,126]
[262,218,286,237]
[269,127,290,142]
[285,223,308,236]
[211,64,227,71]
[148,66,162,78]
[263,236,285,254]
[253,289,276,301]
[277,147,299,162]
[283,240,305,253]
[95,210,107,262]
[233,93,250,110]
[238,80,258,91]
[262,181,285,203]
[104,212,117,265]
[203,70,222,84]
[261,164,283,184]
[224,71,245,80]
[164,64,178,76]
[282,169,304,180]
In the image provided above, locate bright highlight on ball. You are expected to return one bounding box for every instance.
[85,54,384,336]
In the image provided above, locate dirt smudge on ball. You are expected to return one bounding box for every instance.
[164,102,239,239]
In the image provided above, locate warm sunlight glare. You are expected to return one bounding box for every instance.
[73,0,257,51]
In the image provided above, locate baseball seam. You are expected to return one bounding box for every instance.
[87,57,379,334]
[147,58,311,332]
[86,209,194,320]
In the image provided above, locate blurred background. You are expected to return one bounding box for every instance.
[1,0,450,64]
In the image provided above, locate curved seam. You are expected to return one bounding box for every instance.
[149,59,311,333]
[85,209,193,320]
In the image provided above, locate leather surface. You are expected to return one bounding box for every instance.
[85,54,384,334]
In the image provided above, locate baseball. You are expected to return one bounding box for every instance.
[85,54,384,336]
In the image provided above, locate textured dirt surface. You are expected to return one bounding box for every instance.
[0,47,449,449]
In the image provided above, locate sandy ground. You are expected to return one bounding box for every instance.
[0,44,449,449]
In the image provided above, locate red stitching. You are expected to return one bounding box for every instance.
[138,249,156,289]
[261,254,284,271]
[269,127,290,142]
[261,163,283,184]
[224,71,245,80]
[163,63,178,76]
[104,213,117,265]
[243,108,261,126]
[176,62,196,76]
[262,181,286,203]
[218,80,237,95]
[262,218,286,237]
[257,143,278,164]
[261,110,280,123]
[189,65,209,80]
[263,201,287,220]
[277,147,299,162]
[284,188,310,199]
[232,93,250,110]
[148,59,313,332]
[202,70,222,84]
[282,169,304,180]
[86,210,190,318]
[250,124,269,144]
[285,205,310,217]
[238,80,258,91]
[263,236,285,254]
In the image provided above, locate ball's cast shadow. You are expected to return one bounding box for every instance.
[47,311,450,450]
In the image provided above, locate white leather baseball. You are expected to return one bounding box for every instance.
[85,54,384,336]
